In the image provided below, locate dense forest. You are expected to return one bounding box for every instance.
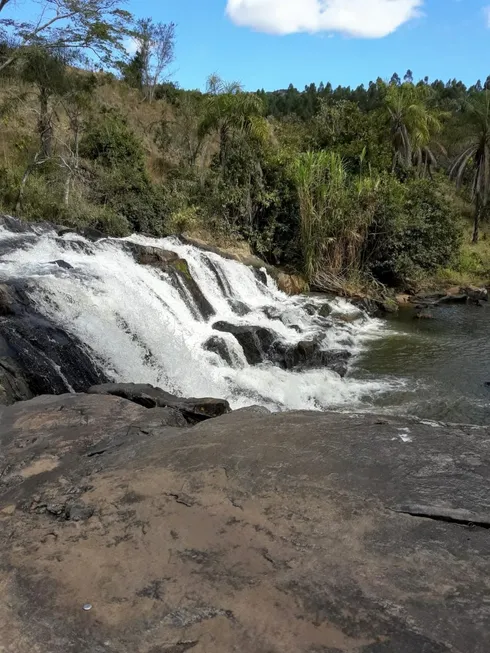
[1,0,489,293]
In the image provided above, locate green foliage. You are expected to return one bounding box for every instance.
[165,206,202,235]
[449,91,490,242]
[0,0,133,73]
[384,82,446,174]
[80,109,145,168]
[0,46,488,289]
[81,110,167,233]
[366,178,463,287]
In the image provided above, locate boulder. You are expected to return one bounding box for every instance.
[128,242,180,268]
[169,263,215,320]
[437,294,468,305]
[463,285,488,302]
[0,358,33,405]
[273,340,351,376]
[49,260,73,270]
[352,296,398,316]
[202,335,235,366]
[0,284,13,316]
[0,395,489,652]
[302,302,332,318]
[212,322,277,365]
[131,244,215,320]
[212,322,349,375]
[88,382,231,422]
[276,272,307,295]
[0,283,107,398]
[229,299,251,316]
[253,268,268,286]
[262,306,282,320]
[318,302,332,318]
[395,293,411,306]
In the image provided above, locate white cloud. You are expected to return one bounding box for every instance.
[226,0,423,38]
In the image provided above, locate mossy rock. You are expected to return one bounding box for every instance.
[170,258,192,281]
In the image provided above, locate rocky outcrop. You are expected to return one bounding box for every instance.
[212,322,350,375]
[179,235,307,296]
[0,358,33,405]
[128,242,216,320]
[87,382,231,422]
[403,285,489,309]
[275,272,307,295]
[213,322,277,365]
[0,282,107,404]
[202,335,235,366]
[0,393,489,653]
[273,339,351,376]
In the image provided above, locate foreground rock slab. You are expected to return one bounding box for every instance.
[1,394,489,653]
[87,382,231,422]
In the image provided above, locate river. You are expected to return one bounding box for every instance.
[356,301,490,425]
[1,218,488,425]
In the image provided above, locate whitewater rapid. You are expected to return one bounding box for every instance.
[0,223,392,410]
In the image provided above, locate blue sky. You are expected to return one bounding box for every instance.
[6,1,490,91]
[131,0,490,91]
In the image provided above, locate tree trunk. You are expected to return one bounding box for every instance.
[15,154,40,213]
[38,86,53,160]
[64,122,81,207]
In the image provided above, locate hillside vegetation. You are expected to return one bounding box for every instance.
[1,1,489,292]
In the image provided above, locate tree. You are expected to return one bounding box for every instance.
[20,47,71,159]
[450,92,490,242]
[119,48,144,89]
[13,47,72,211]
[385,82,444,176]
[133,18,175,102]
[0,0,132,72]
[390,72,401,86]
[60,71,97,205]
[198,74,263,173]
[404,69,414,84]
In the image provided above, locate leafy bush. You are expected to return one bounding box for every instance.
[366,178,463,287]
[81,111,168,234]
[80,109,145,170]
[165,205,202,235]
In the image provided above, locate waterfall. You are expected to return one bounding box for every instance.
[0,220,390,411]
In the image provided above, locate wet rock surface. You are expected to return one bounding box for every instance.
[0,283,107,404]
[213,321,276,365]
[212,321,349,375]
[0,393,489,653]
[202,335,235,366]
[87,382,231,422]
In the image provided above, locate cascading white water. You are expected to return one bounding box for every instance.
[0,223,392,410]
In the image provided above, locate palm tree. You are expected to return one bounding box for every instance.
[385,83,444,177]
[450,92,490,243]
[198,74,264,172]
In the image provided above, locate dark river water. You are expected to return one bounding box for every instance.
[355,301,490,425]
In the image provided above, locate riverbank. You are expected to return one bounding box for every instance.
[1,391,489,653]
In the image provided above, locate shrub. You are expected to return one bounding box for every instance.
[81,111,168,234]
[80,109,145,170]
[165,206,202,235]
[366,177,463,287]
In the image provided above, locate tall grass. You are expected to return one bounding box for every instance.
[293,151,378,282]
